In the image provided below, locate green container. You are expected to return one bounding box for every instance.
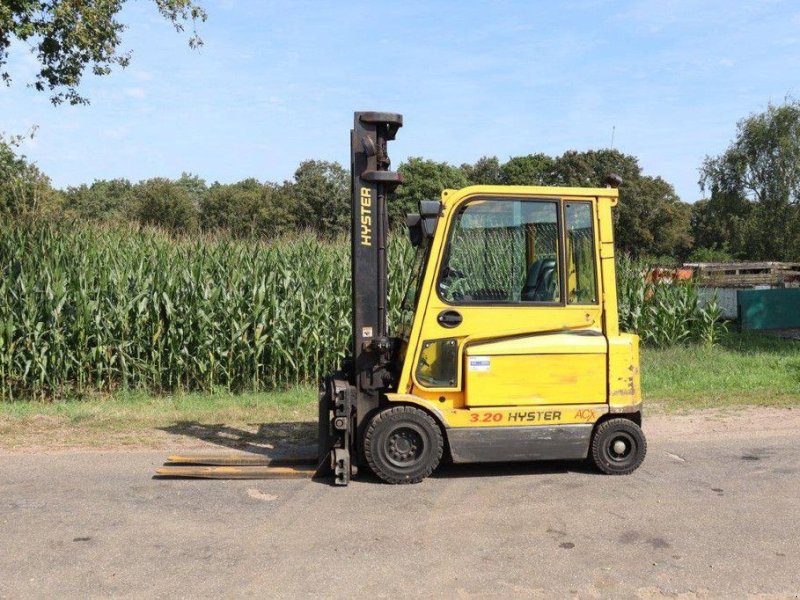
[738,288,800,330]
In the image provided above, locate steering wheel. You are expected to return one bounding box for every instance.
[438,266,466,301]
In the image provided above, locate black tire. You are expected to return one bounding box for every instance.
[364,406,444,484]
[590,418,647,475]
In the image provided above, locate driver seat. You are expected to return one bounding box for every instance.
[521,257,557,301]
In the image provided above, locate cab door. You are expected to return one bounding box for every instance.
[411,194,607,408]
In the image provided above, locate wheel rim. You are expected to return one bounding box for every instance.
[384,425,425,468]
[604,431,636,465]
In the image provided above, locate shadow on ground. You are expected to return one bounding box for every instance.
[433,458,596,479]
[159,421,317,456]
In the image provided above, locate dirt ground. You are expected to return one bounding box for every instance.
[1,407,799,598]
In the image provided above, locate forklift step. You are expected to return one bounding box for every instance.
[154,464,316,479]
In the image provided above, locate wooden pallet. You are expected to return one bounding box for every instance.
[685,262,800,288]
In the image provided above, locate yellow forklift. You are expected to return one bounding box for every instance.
[159,111,646,484]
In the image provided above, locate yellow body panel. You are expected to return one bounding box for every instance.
[393,184,641,420]
[466,354,606,407]
[464,333,606,406]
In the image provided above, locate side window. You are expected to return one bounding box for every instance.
[565,202,598,304]
[438,199,560,303]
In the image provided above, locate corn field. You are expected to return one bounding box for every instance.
[0,223,415,400]
[1,223,725,400]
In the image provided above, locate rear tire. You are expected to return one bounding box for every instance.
[590,418,647,475]
[364,406,443,484]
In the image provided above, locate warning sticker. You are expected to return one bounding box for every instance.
[468,356,491,372]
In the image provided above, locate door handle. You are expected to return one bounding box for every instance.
[437,310,462,328]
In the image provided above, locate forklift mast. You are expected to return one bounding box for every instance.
[349,112,403,423]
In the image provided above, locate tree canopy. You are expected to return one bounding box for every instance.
[499,153,556,186]
[393,157,470,223]
[1,136,59,217]
[699,100,800,260]
[1,0,206,104]
[292,160,349,233]
[133,177,197,232]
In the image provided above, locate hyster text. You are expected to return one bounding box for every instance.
[360,187,372,246]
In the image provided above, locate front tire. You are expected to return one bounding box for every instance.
[364,406,443,484]
[590,418,647,475]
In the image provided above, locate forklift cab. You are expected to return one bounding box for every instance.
[387,184,643,468]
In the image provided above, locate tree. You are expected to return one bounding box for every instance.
[291,160,349,235]
[200,179,298,238]
[689,192,751,257]
[62,177,133,221]
[132,177,197,231]
[622,175,692,258]
[499,153,556,185]
[0,137,60,218]
[700,100,800,260]
[686,245,734,263]
[461,156,502,185]
[200,179,260,231]
[394,157,470,223]
[552,149,641,188]
[1,0,206,105]
[175,172,207,207]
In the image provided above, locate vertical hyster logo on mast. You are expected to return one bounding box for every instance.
[360,186,372,246]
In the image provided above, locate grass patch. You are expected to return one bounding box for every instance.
[0,386,317,451]
[642,332,800,411]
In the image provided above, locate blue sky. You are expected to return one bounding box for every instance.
[2,0,799,202]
